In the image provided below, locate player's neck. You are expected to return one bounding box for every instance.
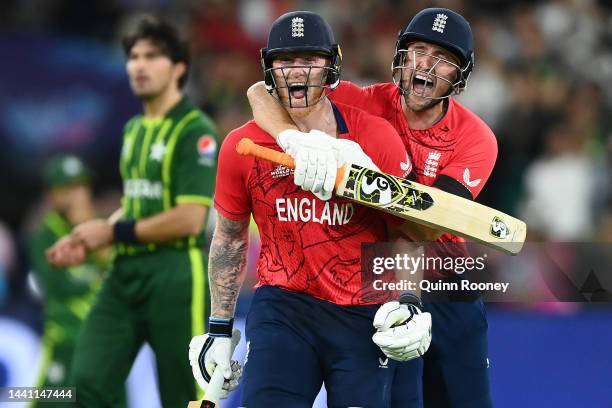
[288,98,337,137]
[402,97,447,130]
[143,87,182,119]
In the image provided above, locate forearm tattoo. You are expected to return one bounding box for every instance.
[208,215,249,319]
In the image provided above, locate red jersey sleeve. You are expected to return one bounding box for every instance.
[213,130,253,220]
[330,81,375,113]
[356,114,410,179]
[438,122,498,199]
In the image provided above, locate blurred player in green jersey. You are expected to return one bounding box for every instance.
[29,155,111,408]
[46,17,220,407]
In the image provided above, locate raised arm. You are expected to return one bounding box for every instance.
[247,81,297,139]
[208,215,250,318]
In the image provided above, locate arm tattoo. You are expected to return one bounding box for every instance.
[208,215,250,319]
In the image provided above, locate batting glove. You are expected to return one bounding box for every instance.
[334,138,380,171]
[280,129,337,200]
[278,129,379,201]
[188,318,242,399]
[372,293,432,362]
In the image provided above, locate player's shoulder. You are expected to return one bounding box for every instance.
[223,120,274,145]
[338,80,395,95]
[359,82,399,114]
[451,98,496,140]
[367,82,397,95]
[221,120,277,157]
[189,108,218,132]
[450,98,497,151]
[123,115,142,134]
[180,108,220,140]
[334,101,398,137]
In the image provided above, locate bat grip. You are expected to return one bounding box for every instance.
[236,138,295,169]
[235,138,346,190]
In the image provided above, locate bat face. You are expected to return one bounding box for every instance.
[342,165,433,211]
[336,164,526,254]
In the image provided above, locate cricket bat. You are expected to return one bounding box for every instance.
[187,369,225,408]
[236,138,527,255]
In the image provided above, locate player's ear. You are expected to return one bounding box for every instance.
[173,61,186,84]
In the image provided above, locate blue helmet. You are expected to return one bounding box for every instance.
[260,11,342,106]
[393,8,474,95]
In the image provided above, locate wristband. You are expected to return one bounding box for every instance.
[113,220,138,244]
[209,317,234,337]
[399,292,423,310]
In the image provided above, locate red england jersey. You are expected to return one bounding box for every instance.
[214,102,408,305]
[330,81,498,277]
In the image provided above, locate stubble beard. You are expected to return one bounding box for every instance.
[403,92,443,112]
[132,78,170,102]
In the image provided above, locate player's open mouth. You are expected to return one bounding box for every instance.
[288,83,307,100]
[135,75,149,85]
[412,74,434,94]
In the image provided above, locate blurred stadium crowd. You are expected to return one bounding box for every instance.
[1,1,612,406]
[1,0,612,321]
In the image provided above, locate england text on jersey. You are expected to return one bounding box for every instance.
[275,198,354,225]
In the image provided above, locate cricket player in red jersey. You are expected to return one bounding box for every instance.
[247,8,496,408]
[188,11,432,408]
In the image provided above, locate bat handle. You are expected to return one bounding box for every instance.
[236,137,295,169]
[187,369,225,408]
[235,138,346,190]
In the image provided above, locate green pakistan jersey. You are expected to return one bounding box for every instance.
[118,96,218,255]
[29,211,104,388]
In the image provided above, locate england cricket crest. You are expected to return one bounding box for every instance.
[339,165,433,212]
[490,216,510,239]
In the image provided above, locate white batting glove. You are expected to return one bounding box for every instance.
[372,293,432,362]
[189,319,242,399]
[334,139,380,171]
[278,129,379,201]
[279,129,337,200]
